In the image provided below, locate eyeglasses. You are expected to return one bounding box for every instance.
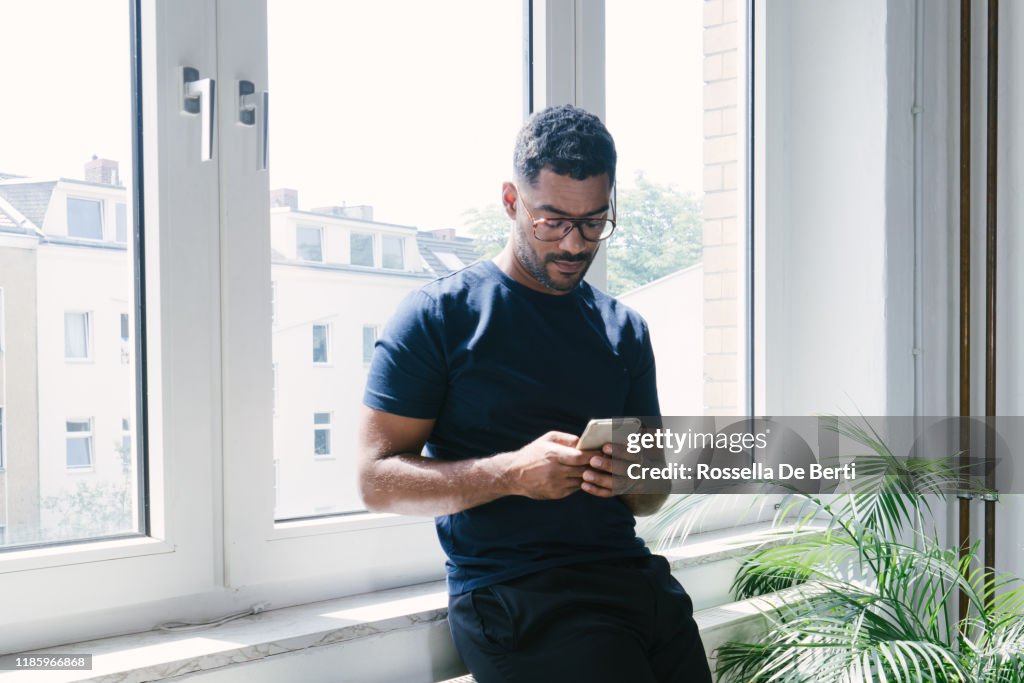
[515,186,617,242]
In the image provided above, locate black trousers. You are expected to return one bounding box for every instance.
[447,555,713,683]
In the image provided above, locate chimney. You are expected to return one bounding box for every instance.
[270,188,299,211]
[84,156,119,185]
[427,228,456,241]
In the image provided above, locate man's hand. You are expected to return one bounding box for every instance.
[582,439,669,516]
[580,442,640,498]
[499,431,592,500]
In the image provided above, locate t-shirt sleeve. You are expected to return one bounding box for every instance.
[624,319,661,419]
[363,289,447,419]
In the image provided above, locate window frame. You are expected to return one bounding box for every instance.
[63,310,92,362]
[348,231,375,267]
[66,196,105,241]
[295,224,324,263]
[64,418,95,471]
[1,0,765,654]
[380,234,405,270]
[312,411,332,459]
[311,322,331,365]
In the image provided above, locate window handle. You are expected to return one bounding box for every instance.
[239,80,270,171]
[182,67,216,162]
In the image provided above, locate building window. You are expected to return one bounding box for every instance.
[313,412,331,457]
[362,325,378,364]
[66,418,94,469]
[115,202,128,243]
[67,197,104,240]
[64,311,91,360]
[296,225,323,262]
[312,323,330,364]
[120,313,130,342]
[350,232,374,267]
[381,235,404,270]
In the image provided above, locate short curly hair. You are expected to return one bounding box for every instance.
[513,104,616,187]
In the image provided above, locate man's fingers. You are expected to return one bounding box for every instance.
[582,468,615,491]
[581,480,614,497]
[545,431,581,447]
[554,448,591,466]
[588,455,633,477]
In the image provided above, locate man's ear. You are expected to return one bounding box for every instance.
[501,182,518,221]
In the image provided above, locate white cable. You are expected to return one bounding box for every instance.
[155,602,271,633]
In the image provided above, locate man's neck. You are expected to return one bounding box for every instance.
[492,246,577,296]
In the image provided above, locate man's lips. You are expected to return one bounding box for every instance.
[551,259,586,274]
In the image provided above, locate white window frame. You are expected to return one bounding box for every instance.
[311,322,331,365]
[312,412,332,459]
[361,324,379,365]
[63,310,92,362]
[348,231,375,267]
[65,418,95,470]
[295,224,323,263]
[0,0,765,654]
[380,234,405,270]
[66,196,105,241]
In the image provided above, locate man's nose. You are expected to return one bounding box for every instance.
[558,225,588,254]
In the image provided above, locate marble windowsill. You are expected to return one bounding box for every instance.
[2,522,821,683]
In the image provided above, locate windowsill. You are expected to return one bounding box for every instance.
[65,466,95,473]
[2,522,817,682]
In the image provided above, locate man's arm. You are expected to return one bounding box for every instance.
[357,406,593,517]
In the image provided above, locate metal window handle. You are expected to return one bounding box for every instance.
[239,80,270,171]
[182,67,216,162]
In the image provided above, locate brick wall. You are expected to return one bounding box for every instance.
[702,0,741,415]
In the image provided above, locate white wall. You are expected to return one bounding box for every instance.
[762,0,905,416]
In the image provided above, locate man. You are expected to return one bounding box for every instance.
[358,105,711,682]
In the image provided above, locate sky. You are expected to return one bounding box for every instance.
[0,0,704,231]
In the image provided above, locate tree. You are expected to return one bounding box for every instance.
[606,171,702,295]
[461,204,510,260]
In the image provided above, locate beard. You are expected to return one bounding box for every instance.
[512,221,596,292]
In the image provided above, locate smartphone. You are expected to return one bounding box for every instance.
[577,417,642,451]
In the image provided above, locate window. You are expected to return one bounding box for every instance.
[119,418,131,466]
[381,235,404,270]
[115,202,128,243]
[64,311,91,360]
[313,412,331,457]
[362,325,378,364]
[312,323,330,364]
[67,197,104,240]
[349,232,374,267]
[296,225,323,262]
[65,419,94,469]
[120,313,130,342]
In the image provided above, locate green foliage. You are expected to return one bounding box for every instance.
[460,204,509,260]
[649,417,1024,683]
[606,172,702,295]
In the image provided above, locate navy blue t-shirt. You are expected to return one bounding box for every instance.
[363,260,660,594]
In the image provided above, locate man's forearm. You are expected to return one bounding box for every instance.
[360,452,514,517]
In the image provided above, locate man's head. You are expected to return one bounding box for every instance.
[501,105,617,294]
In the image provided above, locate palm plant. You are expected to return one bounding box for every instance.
[648,418,1024,682]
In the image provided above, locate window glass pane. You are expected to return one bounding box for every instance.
[313,412,330,425]
[67,198,104,240]
[312,324,329,363]
[314,429,330,456]
[268,0,522,519]
[115,202,127,243]
[120,312,129,341]
[64,312,89,359]
[296,225,322,262]
[607,0,747,416]
[349,233,374,267]
[362,325,377,364]
[381,235,404,270]
[0,1,141,547]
